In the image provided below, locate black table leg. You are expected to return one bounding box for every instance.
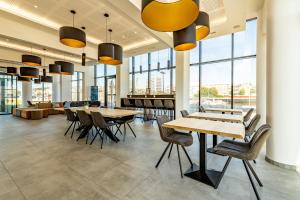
[184,133,225,189]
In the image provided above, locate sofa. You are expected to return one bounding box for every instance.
[35,102,65,115]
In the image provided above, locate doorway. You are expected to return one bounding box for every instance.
[0,74,18,115]
[105,75,116,108]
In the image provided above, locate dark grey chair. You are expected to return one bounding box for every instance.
[164,100,175,120]
[156,115,194,178]
[76,110,94,144]
[180,110,189,118]
[135,99,144,108]
[64,109,79,138]
[90,112,120,148]
[199,105,206,112]
[144,99,154,122]
[244,108,254,125]
[154,99,164,116]
[213,124,271,200]
[124,99,133,108]
[245,114,261,141]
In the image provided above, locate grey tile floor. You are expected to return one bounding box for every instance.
[0,115,299,200]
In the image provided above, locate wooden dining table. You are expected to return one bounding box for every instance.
[55,107,142,118]
[163,117,245,188]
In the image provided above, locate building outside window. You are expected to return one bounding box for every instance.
[32,82,52,102]
[189,19,257,112]
[71,72,83,101]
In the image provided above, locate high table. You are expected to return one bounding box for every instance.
[163,118,245,188]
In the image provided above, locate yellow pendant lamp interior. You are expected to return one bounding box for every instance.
[141,0,199,32]
[173,23,196,51]
[98,14,114,62]
[195,11,210,41]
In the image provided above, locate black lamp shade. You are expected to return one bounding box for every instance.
[100,44,123,65]
[34,77,41,84]
[41,76,53,83]
[173,23,196,51]
[17,76,31,82]
[59,26,86,48]
[49,64,61,74]
[22,54,41,66]
[195,11,210,41]
[141,0,199,32]
[54,61,74,75]
[20,67,39,78]
[6,67,17,75]
[98,43,114,61]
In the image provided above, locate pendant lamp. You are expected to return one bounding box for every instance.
[59,10,86,48]
[49,64,61,74]
[55,61,74,75]
[34,76,41,84]
[20,67,39,78]
[173,23,196,51]
[22,54,41,66]
[195,11,210,41]
[41,69,53,83]
[141,0,199,32]
[6,67,17,75]
[98,14,114,62]
[17,76,31,82]
[82,53,86,66]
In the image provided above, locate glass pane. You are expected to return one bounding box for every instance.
[71,81,78,101]
[32,83,43,102]
[201,35,231,62]
[78,81,83,101]
[151,69,171,94]
[189,65,200,112]
[233,58,256,111]
[43,83,52,102]
[150,51,159,70]
[129,74,133,94]
[17,81,22,107]
[201,61,231,108]
[107,65,116,76]
[96,78,105,106]
[129,57,133,73]
[78,72,83,80]
[96,64,105,77]
[172,49,176,66]
[172,68,176,92]
[158,49,170,69]
[190,42,199,64]
[134,73,148,94]
[234,20,257,57]
[72,72,78,81]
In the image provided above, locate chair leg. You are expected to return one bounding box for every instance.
[86,129,89,144]
[64,121,74,136]
[176,144,183,178]
[242,160,261,200]
[155,143,171,168]
[215,157,232,189]
[123,123,127,142]
[71,121,76,139]
[114,124,123,136]
[127,123,136,138]
[245,160,263,187]
[168,143,173,158]
[181,146,193,167]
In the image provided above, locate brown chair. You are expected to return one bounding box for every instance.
[245,114,261,141]
[244,108,254,125]
[156,115,193,178]
[213,124,271,200]
[64,109,79,138]
[76,110,94,144]
[164,100,175,120]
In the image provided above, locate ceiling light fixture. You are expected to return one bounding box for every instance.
[59,10,86,48]
[55,61,74,75]
[173,23,196,51]
[17,76,31,82]
[141,0,199,32]
[195,11,210,41]
[100,29,123,65]
[98,14,114,62]
[22,54,41,66]
[6,67,17,75]
[49,63,61,74]
[20,67,39,78]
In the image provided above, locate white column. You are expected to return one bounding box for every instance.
[266,0,300,170]
[83,66,95,100]
[175,51,190,118]
[256,3,267,124]
[61,75,72,101]
[22,81,32,107]
[116,58,130,107]
[52,75,60,102]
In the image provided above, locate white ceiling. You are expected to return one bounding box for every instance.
[0,0,264,58]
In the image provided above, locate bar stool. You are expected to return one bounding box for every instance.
[124,98,133,109]
[154,99,164,117]
[144,99,154,122]
[135,99,144,121]
[164,100,175,120]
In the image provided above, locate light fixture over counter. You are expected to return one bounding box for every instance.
[59,10,86,48]
[141,0,199,32]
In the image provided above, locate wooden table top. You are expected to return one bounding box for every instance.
[162,118,245,139]
[55,107,142,118]
[188,112,243,123]
[204,108,243,114]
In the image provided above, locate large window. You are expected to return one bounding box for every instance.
[189,19,257,112]
[71,72,83,101]
[129,48,175,95]
[32,82,52,102]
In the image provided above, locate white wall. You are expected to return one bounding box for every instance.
[116,58,130,107]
